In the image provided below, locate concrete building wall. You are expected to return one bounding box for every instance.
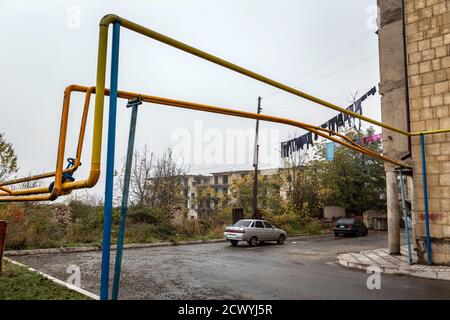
[182,175,213,220]
[379,0,411,160]
[378,0,411,255]
[404,0,450,265]
[323,206,346,220]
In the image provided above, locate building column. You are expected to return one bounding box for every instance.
[386,169,400,255]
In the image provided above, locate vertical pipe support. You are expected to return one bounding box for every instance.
[112,102,139,300]
[398,170,413,264]
[420,133,432,265]
[100,22,121,300]
[386,169,401,254]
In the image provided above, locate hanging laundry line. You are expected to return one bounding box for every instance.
[324,132,382,162]
[280,86,377,158]
[355,132,382,146]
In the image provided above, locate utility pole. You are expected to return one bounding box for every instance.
[252,97,262,219]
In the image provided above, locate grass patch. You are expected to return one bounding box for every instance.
[0,259,91,300]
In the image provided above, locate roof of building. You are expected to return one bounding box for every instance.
[210,168,281,175]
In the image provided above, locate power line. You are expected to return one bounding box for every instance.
[278,85,381,143]
[261,30,375,99]
[297,55,378,87]
[263,54,377,102]
[264,92,350,113]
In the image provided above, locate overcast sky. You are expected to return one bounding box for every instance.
[0,0,380,198]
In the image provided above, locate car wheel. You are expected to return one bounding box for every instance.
[277,234,286,245]
[230,240,239,246]
[248,236,258,247]
[334,232,340,237]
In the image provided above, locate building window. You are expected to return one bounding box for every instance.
[214,176,218,185]
[222,175,228,184]
[223,187,228,194]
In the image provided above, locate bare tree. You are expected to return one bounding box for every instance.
[146,149,188,221]
[5,171,41,192]
[65,189,103,206]
[12,171,42,207]
[116,145,154,206]
[116,147,189,222]
[349,90,362,132]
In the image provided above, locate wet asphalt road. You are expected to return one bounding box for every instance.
[12,232,450,299]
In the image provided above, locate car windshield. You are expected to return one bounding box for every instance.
[233,220,252,227]
[337,218,354,224]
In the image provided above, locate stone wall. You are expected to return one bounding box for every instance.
[404,0,450,265]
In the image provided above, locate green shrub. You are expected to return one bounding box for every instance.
[25,208,62,248]
[68,200,92,221]
[127,205,164,225]
[303,219,322,235]
[0,204,28,250]
[0,197,326,249]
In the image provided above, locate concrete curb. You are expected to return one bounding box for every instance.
[5,232,332,257]
[337,248,450,281]
[4,239,226,257]
[4,257,99,300]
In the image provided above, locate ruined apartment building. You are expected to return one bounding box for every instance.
[183,169,282,220]
[378,0,450,265]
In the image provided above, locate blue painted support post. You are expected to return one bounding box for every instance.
[112,101,139,300]
[100,22,121,300]
[398,169,413,265]
[420,133,432,265]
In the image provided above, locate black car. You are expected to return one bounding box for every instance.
[333,218,368,237]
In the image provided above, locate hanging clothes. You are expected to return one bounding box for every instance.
[280,86,377,158]
[353,100,362,114]
[337,113,344,129]
[308,132,313,147]
[368,86,377,96]
[354,133,382,146]
[325,142,335,161]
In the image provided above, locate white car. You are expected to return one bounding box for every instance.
[224,219,287,247]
